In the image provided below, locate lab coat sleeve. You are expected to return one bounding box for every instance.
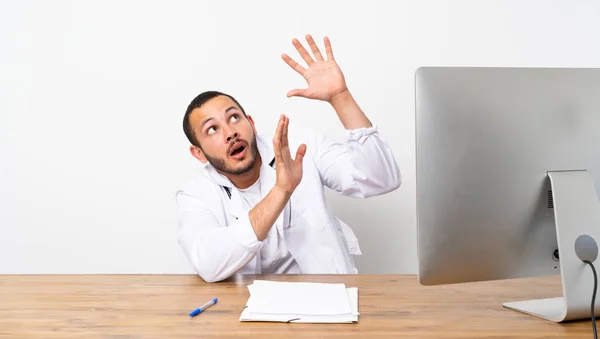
[176,190,263,283]
[310,125,401,198]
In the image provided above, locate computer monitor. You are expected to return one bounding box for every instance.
[415,66,600,323]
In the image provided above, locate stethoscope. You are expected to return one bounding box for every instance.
[222,157,275,199]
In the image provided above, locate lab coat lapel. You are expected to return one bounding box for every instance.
[226,188,245,221]
[224,187,261,274]
[202,165,242,221]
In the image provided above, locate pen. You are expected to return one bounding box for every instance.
[189,298,218,317]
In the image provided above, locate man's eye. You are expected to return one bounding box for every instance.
[230,114,239,122]
[207,126,217,135]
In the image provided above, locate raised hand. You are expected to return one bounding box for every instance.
[281,34,348,103]
[273,114,306,194]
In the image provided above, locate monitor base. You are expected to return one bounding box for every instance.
[502,170,600,322]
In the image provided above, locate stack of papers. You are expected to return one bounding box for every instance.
[239,280,359,323]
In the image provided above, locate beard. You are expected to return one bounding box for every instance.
[203,135,259,175]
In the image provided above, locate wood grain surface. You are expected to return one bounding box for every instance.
[0,274,593,338]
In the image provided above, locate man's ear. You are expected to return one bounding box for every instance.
[247,115,257,135]
[189,145,208,163]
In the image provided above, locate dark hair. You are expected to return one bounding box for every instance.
[183,91,247,147]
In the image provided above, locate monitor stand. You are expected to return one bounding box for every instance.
[502,170,600,322]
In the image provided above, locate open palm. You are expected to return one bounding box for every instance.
[282,35,348,103]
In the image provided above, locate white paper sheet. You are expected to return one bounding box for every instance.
[239,280,359,324]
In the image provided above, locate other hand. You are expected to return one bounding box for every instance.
[281,34,348,103]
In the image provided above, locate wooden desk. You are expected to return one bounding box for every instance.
[0,274,592,338]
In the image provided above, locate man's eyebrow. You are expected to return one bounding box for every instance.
[201,117,214,129]
[200,107,239,129]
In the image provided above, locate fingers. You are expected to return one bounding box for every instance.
[282,114,289,148]
[273,115,284,149]
[274,115,293,161]
[280,115,291,161]
[273,114,285,162]
[305,34,324,61]
[324,36,334,60]
[295,143,307,163]
[281,53,305,76]
[292,38,314,66]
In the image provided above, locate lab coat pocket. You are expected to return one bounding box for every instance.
[289,173,326,231]
[292,200,327,232]
[284,220,342,274]
[335,217,362,256]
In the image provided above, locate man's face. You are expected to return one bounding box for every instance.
[189,95,259,175]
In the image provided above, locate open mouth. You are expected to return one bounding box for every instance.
[229,142,247,157]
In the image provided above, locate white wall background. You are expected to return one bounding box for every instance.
[1,0,600,274]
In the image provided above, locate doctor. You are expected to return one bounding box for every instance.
[176,34,401,282]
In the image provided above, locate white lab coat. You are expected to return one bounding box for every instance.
[176,125,401,282]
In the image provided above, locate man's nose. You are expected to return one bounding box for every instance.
[226,131,238,143]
